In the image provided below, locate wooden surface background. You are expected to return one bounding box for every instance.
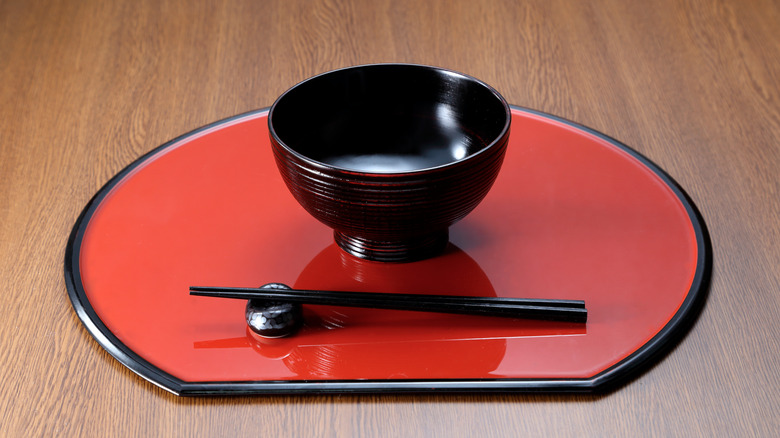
[1,0,778,436]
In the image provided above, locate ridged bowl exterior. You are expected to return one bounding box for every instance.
[270,129,509,261]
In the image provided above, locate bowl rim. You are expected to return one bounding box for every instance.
[268,63,511,176]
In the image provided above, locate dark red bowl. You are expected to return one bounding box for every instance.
[268,64,511,262]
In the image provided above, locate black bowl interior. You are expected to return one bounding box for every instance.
[270,65,509,173]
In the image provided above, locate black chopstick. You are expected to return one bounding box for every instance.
[189,286,587,323]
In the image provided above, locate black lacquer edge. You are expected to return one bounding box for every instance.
[64,105,711,396]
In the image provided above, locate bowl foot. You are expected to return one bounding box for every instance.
[334,230,449,263]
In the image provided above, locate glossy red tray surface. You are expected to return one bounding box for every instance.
[66,107,709,394]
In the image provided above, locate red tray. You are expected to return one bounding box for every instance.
[65,106,710,395]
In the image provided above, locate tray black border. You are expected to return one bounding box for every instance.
[64,105,712,395]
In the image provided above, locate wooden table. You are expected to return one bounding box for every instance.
[1,0,777,436]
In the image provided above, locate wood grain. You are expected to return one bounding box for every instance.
[1,0,778,436]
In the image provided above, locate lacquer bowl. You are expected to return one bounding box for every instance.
[268,64,511,262]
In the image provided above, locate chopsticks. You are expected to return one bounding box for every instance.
[189,286,587,323]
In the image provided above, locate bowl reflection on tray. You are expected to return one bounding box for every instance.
[268,64,511,263]
[193,243,585,380]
